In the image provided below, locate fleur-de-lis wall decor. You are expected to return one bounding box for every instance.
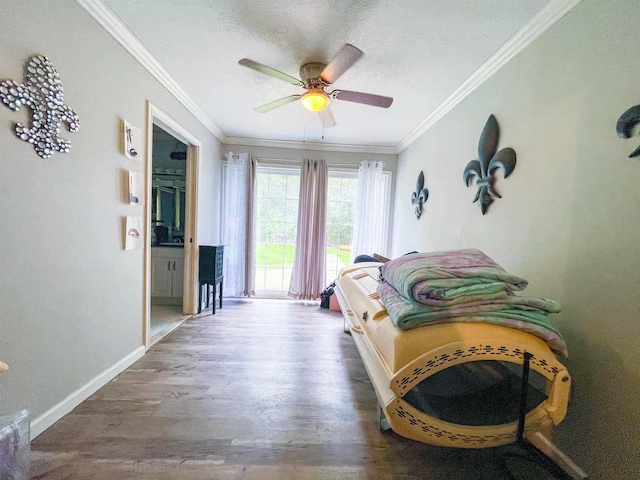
[0,55,79,158]
[411,171,429,218]
[616,104,640,158]
[463,114,516,215]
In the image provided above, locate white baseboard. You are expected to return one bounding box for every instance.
[30,346,146,439]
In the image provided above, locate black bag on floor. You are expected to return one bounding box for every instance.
[320,282,335,308]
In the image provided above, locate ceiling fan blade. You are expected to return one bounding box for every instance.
[332,90,393,108]
[255,95,301,113]
[318,106,336,128]
[238,58,303,86]
[320,44,363,84]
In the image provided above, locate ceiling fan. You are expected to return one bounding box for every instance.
[238,44,393,128]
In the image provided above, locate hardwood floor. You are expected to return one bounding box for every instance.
[30,299,547,479]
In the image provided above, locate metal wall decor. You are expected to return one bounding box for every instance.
[411,171,429,218]
[463,114,516,215]
[616,104,640,158]
[0,55,79,158]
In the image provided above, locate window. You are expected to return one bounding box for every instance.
[325,171,358,285]
[252,163,390,295]
[255,166,299,294]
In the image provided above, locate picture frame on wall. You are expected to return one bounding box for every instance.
[128,170,143,205]
[123,120,141,159]
[124,216,143,250]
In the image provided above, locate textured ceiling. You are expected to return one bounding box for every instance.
[99,0,550,150]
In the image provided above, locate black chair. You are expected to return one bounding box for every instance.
[198,245,224,314]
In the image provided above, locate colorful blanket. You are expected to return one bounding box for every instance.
[378,282,567,356]
[376,249,567,356]
[379,249,528,306]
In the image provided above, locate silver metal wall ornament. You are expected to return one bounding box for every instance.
[463,114,516,215]
[0,55,79,158]
[616,104,640,158]
[411,170,429,218]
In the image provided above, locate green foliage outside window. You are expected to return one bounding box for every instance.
[256,244,351,267]
[255,170,357,289]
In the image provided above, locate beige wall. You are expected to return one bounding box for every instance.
[0,0,222,432]
[391,0,639,477]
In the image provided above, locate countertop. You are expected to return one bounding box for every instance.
[152,243,185,248]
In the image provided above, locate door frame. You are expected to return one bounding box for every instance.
[144,102,201,350]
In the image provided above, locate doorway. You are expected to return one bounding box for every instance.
[149,125,188,344]
[254,165,299,296]
[145,102,201,349]
[252,166,361,296]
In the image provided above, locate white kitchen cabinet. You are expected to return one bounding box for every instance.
[151,247,184,304]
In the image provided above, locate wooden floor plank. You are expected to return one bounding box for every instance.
[31,299,530,479]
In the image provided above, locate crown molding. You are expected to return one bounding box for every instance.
[395,0,584,153]
[223,136,397,155]
[76,0,226,142]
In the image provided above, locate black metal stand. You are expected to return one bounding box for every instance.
[500,352,577,480]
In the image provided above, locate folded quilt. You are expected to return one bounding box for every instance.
[377,281,567,356]
[379,248,528,306]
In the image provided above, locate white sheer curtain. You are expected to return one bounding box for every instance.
[288,159,328,300]
[351,160,385,261]
[223,152,256,297]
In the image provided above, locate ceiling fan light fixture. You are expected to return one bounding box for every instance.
[301,89,329,111]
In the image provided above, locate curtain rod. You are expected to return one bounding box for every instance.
[254,156,371,168]
[225,155,385,169]
[254,156,299,164]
